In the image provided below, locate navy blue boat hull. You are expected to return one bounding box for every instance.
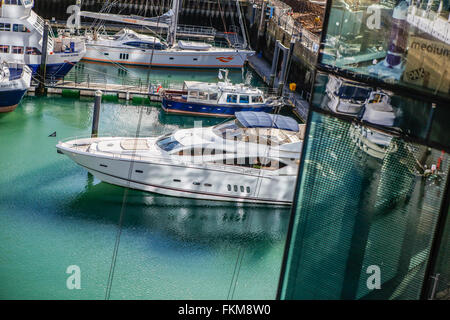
[0,89,27,113]
[29,62,76,80]
[162,98,273,117]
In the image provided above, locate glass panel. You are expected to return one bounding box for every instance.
[280,111,449,299]
[320,0,450,99]
[425,202,450,300]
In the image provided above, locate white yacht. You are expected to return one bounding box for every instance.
[326,75,372,115]
[56,112,305,205]
[76,0,254,68]
[0,0,85,79]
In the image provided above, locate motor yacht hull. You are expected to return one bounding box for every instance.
[57,143,294,206]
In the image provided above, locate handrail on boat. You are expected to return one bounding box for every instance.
[58,135,279,176]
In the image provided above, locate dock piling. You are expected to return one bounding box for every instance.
[36,21,50,96]
[257,0,267,52]
[278,38,296,96]
[91,90,102,138]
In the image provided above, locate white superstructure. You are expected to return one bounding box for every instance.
[0,0,85,79]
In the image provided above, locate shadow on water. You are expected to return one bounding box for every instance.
[68,177,291,248]
[157,110,227,128]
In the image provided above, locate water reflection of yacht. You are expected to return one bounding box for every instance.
[325,75,372,115]
[70,181,290,243]
[0,0,85,79]
[57,112,305,205]
[349,91,398,160]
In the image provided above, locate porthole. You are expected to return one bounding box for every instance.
[227,184,231,191]
[240,186,244,192]
[246,187,250,193]
[234,185,238,192]
[193,182,201,186]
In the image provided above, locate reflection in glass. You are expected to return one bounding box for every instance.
[312,73,442,143]
[320,0,450,97]
[280,112,449,299]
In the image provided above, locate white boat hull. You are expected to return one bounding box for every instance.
[83,44,253,68]
[58,144,294,205]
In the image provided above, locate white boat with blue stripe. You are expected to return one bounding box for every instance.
[161,70,280,117]
[0,60,31,113]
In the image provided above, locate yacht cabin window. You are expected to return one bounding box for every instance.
[213,120,240,138]
[198,92,208,100]
[226,94,238,103]
[156,135,183,152]
[0,45,9,53]
[0,24,11,32]
[209,93,218,101]
[13,24,30,33]
[239,95,249,104]
[26,47,41,55]
[251,96,263,103]
[123,42,165,50]
[188,91,198,99]
[12,46,24,54]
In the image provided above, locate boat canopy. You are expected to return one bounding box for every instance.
[178,40,212,51]
[114,29,161,43]
[235,112,299,132]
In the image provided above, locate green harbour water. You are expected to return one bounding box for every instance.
[0,63,290,299]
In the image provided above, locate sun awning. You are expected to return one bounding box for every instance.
[235,112,299,132]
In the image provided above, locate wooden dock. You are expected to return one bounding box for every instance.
[31,80,164,102]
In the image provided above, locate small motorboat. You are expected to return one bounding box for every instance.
[161,69,281,117]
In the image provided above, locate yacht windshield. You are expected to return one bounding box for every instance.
[213,120,241,137]
[338,85,371,102]
[156,134,183,152]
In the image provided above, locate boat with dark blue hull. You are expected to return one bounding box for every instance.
[0,61,32,113]
[161,71,280,117]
